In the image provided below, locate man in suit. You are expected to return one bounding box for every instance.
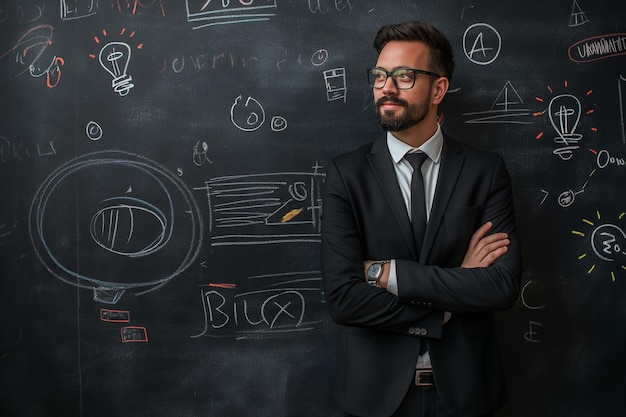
[321,21,522,417]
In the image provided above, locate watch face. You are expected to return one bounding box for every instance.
[367,263,382,280]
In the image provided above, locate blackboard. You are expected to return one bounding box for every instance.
[1,1,625,416]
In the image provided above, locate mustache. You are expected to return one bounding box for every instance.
[376,96,408,107]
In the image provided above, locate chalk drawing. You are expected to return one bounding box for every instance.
[185,0,277,29]
[29,151,203,304]
[194,164,324,246]
[464,81,533,124]
[572,211,626,282]
[192,271,324,340]
[463,23,501,65]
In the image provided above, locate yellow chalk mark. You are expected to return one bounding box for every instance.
[619,212,626,220]
[587,264,596,274]
[582,218,594,226]
[572,230,585,237]
[611,271,616,282]
[578,253,587,260]
[281,208,303,223]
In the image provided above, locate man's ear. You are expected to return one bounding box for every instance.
[432,77,450,105]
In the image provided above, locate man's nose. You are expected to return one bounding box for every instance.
[381,76,398,95]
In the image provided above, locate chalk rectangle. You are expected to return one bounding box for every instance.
[100,308,131,323]
[121,326,148,343]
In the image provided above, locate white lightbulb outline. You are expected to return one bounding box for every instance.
[548,93,583,160]
[548,93,582,138]
[98,41,134,96]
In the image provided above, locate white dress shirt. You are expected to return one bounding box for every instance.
[384,125,444,369]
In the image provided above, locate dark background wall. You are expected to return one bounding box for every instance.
[1,1,625,416]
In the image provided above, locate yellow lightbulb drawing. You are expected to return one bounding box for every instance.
[572,211,626,282]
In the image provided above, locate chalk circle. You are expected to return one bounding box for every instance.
[558,190,576,207]
[311,49,329,66]
[591,224,626,262]
[230,95,266,132]
[463,23,502,65]
[289,182,307,201]
[86,121,103,141]
[29,150,203,303]
[271,116,288,132]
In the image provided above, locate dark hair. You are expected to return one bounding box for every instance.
[373,21,455,81]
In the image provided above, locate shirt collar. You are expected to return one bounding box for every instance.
[386,124,444,164]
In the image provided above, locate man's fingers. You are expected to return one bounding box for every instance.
[470,221,493,246]
[480,245,509,266]
[477,232,508,247]
[477,239,510,264]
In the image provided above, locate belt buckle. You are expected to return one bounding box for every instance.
[415,369,434,387]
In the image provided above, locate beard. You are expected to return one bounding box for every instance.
[375,96,429,132]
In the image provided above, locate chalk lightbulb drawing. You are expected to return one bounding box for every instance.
[572,211,626,282]
[99,41,134,96]
[89,28,143,96]
[548,94,582,160]
[534,81,597,161]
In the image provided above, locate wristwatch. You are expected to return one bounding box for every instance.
[366,260,391,287]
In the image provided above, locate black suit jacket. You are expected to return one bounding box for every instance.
[321,134,522,417]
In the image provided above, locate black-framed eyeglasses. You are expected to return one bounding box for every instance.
[367,67,441,90]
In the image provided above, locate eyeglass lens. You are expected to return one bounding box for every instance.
[368,68,416,90]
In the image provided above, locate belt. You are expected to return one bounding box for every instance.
[415,369,435,387]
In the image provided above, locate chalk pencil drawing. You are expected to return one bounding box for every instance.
[194,164,324,246]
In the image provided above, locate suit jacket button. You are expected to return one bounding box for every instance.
[420,328,427,335]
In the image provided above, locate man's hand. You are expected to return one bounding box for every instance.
[462,221,510,268]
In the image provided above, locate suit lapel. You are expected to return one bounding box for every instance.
[366,138,417,254]
[421,136,465,262]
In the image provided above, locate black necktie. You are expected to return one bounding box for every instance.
[404,152,429,255]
